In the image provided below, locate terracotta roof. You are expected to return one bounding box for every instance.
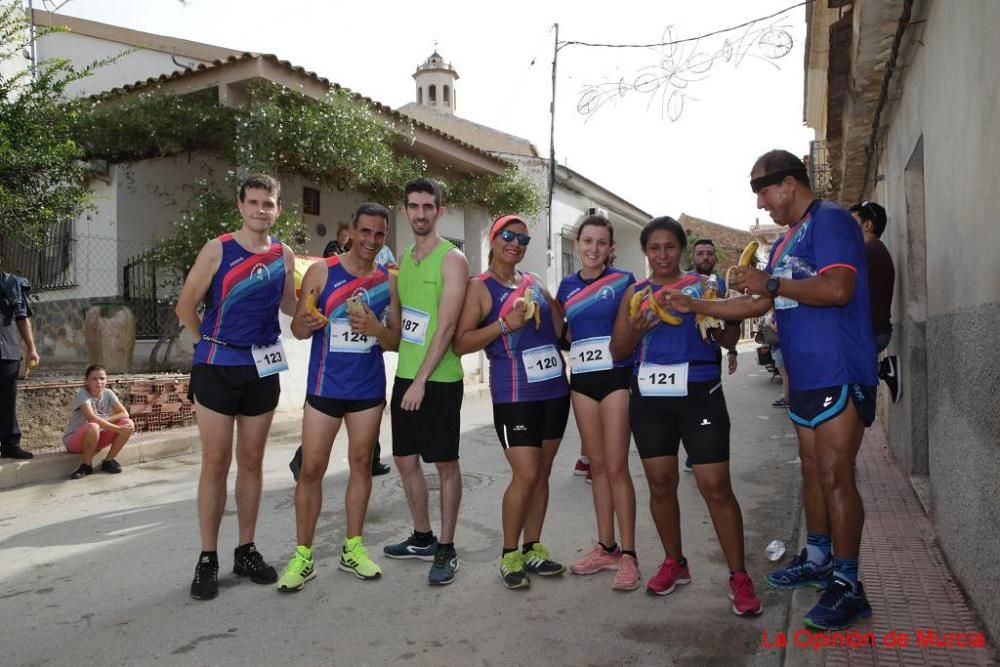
[92,52,506,168]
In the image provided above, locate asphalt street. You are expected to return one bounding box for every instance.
[0,350,804,666]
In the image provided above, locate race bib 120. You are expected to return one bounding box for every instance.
[522,344,564,383]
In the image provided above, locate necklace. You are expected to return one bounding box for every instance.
[489,268,519,288]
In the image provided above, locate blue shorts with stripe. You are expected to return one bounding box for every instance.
[788,384,877,429]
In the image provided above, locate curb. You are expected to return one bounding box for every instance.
[0,417,303,492]
[0,383,489,491]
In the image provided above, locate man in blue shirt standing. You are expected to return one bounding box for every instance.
[665,150,878,631]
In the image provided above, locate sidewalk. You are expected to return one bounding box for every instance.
[0,382,492,491]
[782,425,998,666]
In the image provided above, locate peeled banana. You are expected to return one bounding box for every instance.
[522,289,542,330]
[726,240,760,288]
[305,290,328,325]
[695,277,724,341]
[628,285,681,325]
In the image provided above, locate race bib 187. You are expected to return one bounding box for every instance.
[401,306,430,345]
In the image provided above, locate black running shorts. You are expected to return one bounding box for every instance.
[390,378,463,463]
[788,384,877,429]
[629,377,730,464]
[189,364,280,417]
[306,394,385,419]
[570,366,632,402]
[492,394,571,449]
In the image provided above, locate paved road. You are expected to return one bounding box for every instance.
[0,351,803,666]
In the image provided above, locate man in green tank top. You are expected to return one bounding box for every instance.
[384,177,469,586]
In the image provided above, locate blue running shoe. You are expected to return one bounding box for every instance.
[766,548,833,589]
[428,547,459,585]
[383,532,438,561]
[803,579,872,630]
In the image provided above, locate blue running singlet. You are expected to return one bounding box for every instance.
[307,257,391,401]
[194,233,285,366]
[557,268,635,374]
[633,273,723,390]
[481,272,569,404]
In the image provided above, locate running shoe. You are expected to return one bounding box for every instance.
[339,536,382,580]
[803,579,872,630]
[500,551,530,590]
[772,397,789,408]
[612,554,641,591]
[570,543,621,575]
[683,458,693,472]
[729,571,763,616]
[428,546,459,586]
[101,458,122,474]
[880,355,902,403]
[190,554,219,600]
[766,549,832,590]
[573,458,590,476]
[646,556,691,595]
[585,470,592,484]
[277,545,316,592]
[522,543,566,576]
[233,542,278,584]
[383,532,438,561]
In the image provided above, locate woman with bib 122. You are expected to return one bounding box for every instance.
[453,215,571,590]
[609,216,762,616]
[556,215,640,590]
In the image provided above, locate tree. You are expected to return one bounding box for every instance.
[0,4,93,246]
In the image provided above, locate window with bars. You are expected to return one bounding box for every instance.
[561,232,579,278]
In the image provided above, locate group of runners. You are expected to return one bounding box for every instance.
[176,148,879,632]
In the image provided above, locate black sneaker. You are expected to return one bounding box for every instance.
[101,459,122,474]
[372,460,391,476]
[70,463,93,479]
[879,355,902,403]
[289,446,303,482]
[233,542,278,584]
[190,555,219,600]
[1,444,34,459]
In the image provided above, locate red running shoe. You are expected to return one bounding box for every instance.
[729,571,763,616]
[645,557,691,595]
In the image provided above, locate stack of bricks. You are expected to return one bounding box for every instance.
[127,377,196,432]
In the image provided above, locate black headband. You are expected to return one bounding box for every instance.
[750,168,808,194]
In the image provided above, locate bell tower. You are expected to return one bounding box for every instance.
[413,49,458,114]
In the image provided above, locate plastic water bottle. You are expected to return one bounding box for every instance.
[765,539,786,561]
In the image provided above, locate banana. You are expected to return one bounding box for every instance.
[726,240,760,288]
[305,291,328,325]
[629,285,652,319]
[522,289,541,330]
[629,285,681,325]
[696,277,724,341]
[648,291,683,326]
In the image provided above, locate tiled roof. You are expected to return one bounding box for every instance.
[92,52,506,167]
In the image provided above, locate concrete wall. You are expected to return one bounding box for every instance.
[878,0,1000,640]
[34,29,210,99]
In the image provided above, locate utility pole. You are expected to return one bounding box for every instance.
[547,22,558,265]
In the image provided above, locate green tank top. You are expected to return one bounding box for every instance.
[396,239,464,382]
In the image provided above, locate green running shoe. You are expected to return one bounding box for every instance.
[339,536,382,580]
[277,545,315,593]
[522,543,566,576]
[500,551,530,590]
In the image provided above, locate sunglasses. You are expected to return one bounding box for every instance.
[498,229,531,246]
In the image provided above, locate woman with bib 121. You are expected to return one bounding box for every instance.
[609,216,762,616]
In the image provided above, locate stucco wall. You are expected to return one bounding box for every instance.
[879,0,1000,640]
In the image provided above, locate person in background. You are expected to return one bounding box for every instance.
[0,268,39,460]
[64,364,135,479]
[849,201,900,403]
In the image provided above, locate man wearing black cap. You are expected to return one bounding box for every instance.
[849,201,900,403]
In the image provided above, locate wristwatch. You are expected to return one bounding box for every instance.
[765,276,781,298]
